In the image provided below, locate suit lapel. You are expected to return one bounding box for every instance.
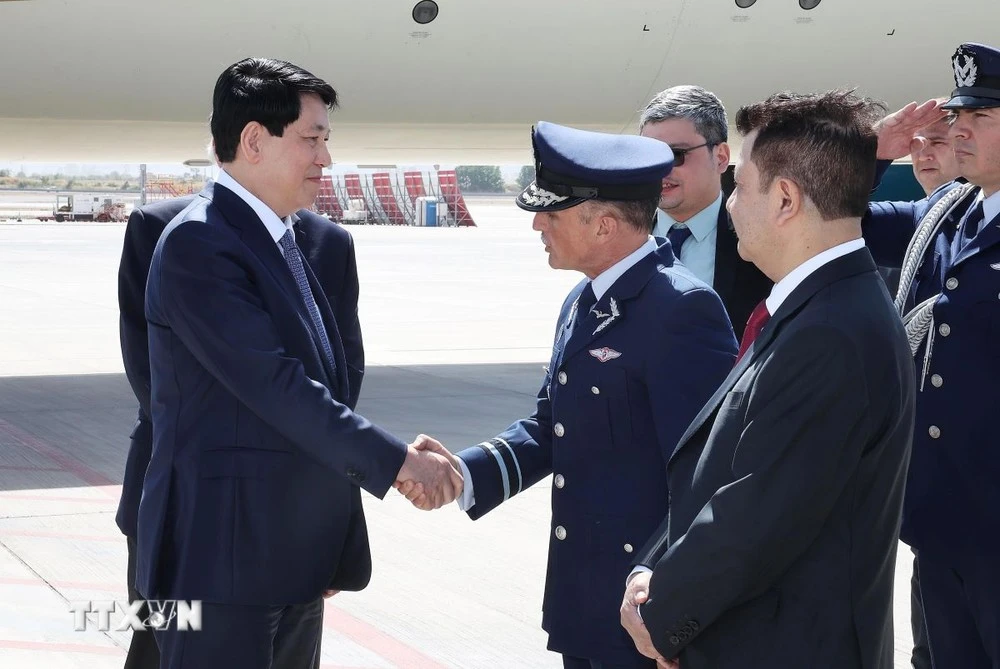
[212,186,343,395]
[712,205,738,300]
[953,207,1000,268]
[561,244,668,361]
[292,212,349,397]
[667,248,877,468]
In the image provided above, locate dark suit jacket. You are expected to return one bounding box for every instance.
[116,195,365,538]
[136,183,405,605]
[711,203,773,341]
[636,249,915,668]
[458,241,737,663]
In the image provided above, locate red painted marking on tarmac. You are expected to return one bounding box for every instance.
[0,639,124,656]
[0,464,63,472]
[324,605,450,669]
[1,491,118,504]
[0,577,120,591]
[0,418,119,497]
[0,529,121,543]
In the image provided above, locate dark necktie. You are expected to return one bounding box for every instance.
[574,282,597,327]
[736,300,770,363]
[667,225,693,259]
[279,229,336,376]
[956,201,986,253]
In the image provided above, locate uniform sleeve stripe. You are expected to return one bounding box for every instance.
[492,437,522,495]
[478,442,511,502]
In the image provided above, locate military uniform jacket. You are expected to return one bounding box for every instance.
[864,183,1000,560]
[457,241,737,663]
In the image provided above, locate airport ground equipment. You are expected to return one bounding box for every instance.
[47,193,127,222]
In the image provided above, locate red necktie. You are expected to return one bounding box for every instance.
[736,300,770,363]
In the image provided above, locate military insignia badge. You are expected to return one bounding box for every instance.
[954,47,979,88]
[990,262,1000,270]
[593,297,621,334]
[589,347,622,362]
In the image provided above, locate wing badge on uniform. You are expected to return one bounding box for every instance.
[589,347,622,363]
[593,297,620,335]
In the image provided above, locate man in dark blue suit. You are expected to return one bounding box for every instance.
[621,91,915,669]
[138,58,460,669]
[400,122,738,668]
[117,191,365,668]
[863,42,1000,669]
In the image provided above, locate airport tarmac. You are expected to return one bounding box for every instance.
[0,200,917,668]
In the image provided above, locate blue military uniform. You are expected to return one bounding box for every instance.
[863,42,1000,669]
[457,122,738,667]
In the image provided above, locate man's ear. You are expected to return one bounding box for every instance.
[773,177,803,227]
[714,142,731,175]
[238,122,265,164]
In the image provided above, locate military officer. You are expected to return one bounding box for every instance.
[401,121,737,668]
[863,42,1000,669]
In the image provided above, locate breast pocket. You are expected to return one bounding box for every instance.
[574,367,633,450]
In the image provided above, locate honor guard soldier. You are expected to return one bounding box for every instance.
[864,43,1000,669]
[401,121,737,668]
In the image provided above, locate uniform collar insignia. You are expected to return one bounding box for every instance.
[593,297,620,335]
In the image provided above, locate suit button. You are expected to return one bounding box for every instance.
[931,374,943,388]
[555,525,567,540]
[624,543,634,553]
[946,277,959,290]
[669,635,680,646]
[554,422,565,437]
[558,371,568,385]
[554,474,565,489]
[591,386,600,395]
[938,323,951,337]
[929,425,941,439]
[346,468,365,483]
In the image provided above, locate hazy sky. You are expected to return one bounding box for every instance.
[0,163,525,179]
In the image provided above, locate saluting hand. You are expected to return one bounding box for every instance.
[875,99,948,160]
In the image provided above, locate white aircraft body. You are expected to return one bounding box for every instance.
[0,0,996,163]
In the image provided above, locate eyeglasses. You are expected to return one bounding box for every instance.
[670,142,713,167]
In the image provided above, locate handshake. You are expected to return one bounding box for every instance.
[393,434,464,510]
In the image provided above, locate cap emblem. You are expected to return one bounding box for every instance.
[954,49,979,88]
[520,182,569,208]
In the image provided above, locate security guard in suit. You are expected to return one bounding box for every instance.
[453,122,737,668]
[863,42,1000,669]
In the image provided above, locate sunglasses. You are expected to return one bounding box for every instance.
[671,142,713,167]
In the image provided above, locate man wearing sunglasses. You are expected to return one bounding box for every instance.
[640,86,772,338]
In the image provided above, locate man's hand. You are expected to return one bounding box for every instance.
[322,589,339,599]
[393,435,462,510]
[621,571,678,667]
[875,99,947,160]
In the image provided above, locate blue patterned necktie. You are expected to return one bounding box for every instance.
[279,229,336,376]
[667,225,693,259]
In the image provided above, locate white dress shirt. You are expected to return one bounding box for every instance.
[764,238,866,315]
[978,189,1000,228]
[215,170,293,249]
